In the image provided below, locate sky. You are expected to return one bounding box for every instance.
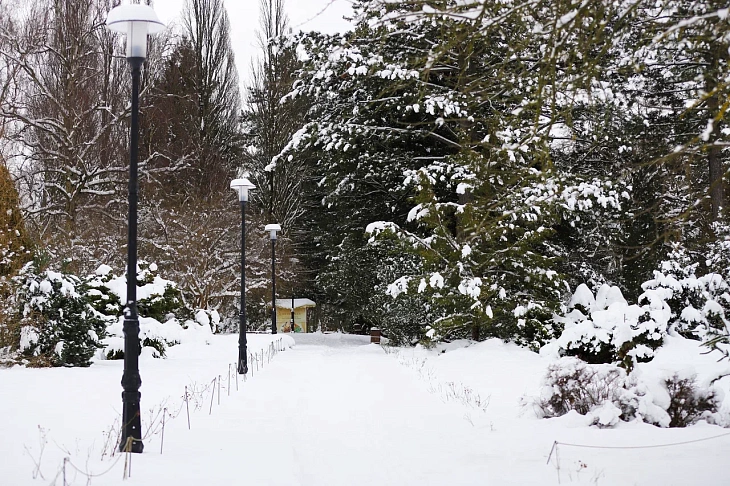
[151,0,354,86]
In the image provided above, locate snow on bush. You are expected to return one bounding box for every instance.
[12,262,108,367]
[86,262,216,359]
[545,283,668,369]
[548,245,730,369]
[3,260,220,365]
[641,247,730,357]
[528,354,727,428]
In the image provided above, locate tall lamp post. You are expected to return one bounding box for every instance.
[265,224,281,334]
[231,178,255,374]
[106,3,164,454]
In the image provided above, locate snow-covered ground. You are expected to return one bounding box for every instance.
[1,333,729,485]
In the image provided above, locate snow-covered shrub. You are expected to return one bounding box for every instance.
[552,245,730,367]
[83,264,123,317]
[194,308,220,333]
[639,246,730,361]
[530,357,723,428]
[102,314,213,359]
[86,261,190,323]
[12,262,109,367]
[663,373,718,428]
[533,357,631,418]
[549,283,668,369]
[86,263,214,359]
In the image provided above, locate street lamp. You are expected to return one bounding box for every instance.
[106,3,164,454]
[231,178,255,374]
[265,224,281,334]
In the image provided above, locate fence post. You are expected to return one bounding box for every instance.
[209,377,216,415]
[185,386,190,429]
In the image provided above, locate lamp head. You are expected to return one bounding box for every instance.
[106,4,165,59]
[265,223,281,240]
[230,178,256,202]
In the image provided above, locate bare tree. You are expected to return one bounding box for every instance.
[0,0,132,271]
[243,0,307,228]
[181,0,243,197]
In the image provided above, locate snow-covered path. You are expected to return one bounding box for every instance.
[3,333,730,485]
[135,333,493,485]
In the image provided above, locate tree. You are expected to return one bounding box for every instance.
[0,0,130,272]
[243,0,307,225]
[281,0,637,343]
[134,0,246,314]
[180,0,243,197]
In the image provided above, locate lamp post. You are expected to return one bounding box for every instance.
[265,224,281,334]
[231,178,255,374]
[106,3,164,454]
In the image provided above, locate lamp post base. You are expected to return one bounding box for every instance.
[119,391,144,453]
[237,358,248,375]
[119,438,144,454]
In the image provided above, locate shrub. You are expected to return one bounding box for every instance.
[86,262,190,322]
[13,262,109,367]
[530,358,722,428]
[664,374,718,428]
[533,357,629,418]
[550,283,668,370]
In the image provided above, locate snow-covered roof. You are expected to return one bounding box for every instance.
[275,298,316,309]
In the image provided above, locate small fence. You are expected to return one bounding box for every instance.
[47,338,288,485]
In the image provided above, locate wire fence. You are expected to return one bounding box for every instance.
[40,337,287,486]
[547,431,730,483]
[547,430,730,465]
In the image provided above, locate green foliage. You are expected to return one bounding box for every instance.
[137,284,187,323]
[0,164,32,279]
[13,261,108,367]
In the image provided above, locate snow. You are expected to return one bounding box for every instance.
[274,298,316,309]
[590,401,622,428]
[2,333,730,485]
[568,283,595,310]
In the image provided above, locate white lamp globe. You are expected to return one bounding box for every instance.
[231,178,256,202]
[265,224,282,240]
[106,4,165,59]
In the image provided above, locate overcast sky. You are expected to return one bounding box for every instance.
[151,0,354,87]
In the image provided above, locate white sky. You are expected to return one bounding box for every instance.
[151,0,354,87]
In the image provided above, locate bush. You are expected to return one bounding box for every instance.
[86,262,190,322]
[533,357,630,418]
[530,357,722,428]
[664,374,718,428]
[89,263,215,360]
[549,283,668,370]
[13,262,109,367]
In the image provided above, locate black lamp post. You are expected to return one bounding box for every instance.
[265,224,281,334]
[106,3,164,454]
[231,178,255,374]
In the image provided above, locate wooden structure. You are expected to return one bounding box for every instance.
[275,298,316,333]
